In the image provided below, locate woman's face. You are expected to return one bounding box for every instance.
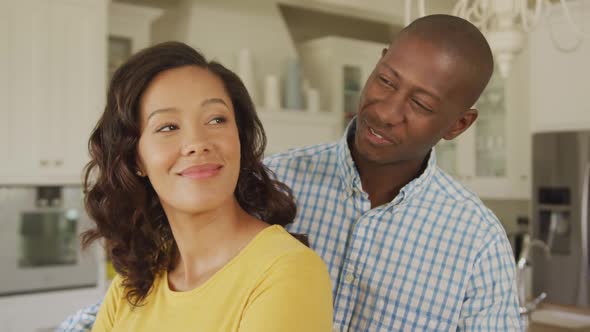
[137,65,241,215]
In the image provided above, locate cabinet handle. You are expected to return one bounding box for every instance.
[520,175,528,180]
[54,160,63,167]
[40,160,49,167]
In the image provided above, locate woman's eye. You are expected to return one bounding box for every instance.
[208,116,227,125]
[156,124,178,132]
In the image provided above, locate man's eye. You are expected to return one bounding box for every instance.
[156,124,178,132]
[412,99,433,113]
[379,76,393,86]
[378,75,398,90]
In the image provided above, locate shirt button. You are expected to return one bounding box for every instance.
[344,273,355,283]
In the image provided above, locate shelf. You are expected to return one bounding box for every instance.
[344,89,360,95]
[537,204,572,212]
[256,107,340,124]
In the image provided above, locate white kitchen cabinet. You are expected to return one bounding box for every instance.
[0,0,40,182]
[0,0,107,185]
[0,285,106,332]
[298,36,386,132]
[528,3,590,133]
[436,47,531,200]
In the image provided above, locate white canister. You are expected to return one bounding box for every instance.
[236,48,257,104]
[264,75,280,111]
[284,58,304,110]
[306,88,320,113]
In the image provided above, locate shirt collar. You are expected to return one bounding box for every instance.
[336,119,438,204]
[337,120,362,195]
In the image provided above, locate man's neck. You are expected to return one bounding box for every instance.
[351,147,429,208]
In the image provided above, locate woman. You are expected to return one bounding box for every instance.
[84,41,333,332]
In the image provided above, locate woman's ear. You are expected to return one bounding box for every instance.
[135,159,146,177]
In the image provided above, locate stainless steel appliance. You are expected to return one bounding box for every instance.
[0,186,98,296]
[532,131,590,306]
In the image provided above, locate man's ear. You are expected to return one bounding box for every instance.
[443,109,478,140]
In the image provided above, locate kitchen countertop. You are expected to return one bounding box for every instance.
[530,303,590,332]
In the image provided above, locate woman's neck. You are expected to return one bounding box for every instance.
[164,197,266,291]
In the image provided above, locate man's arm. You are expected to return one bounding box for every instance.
[55,300,102,332]
[458,234,522,331]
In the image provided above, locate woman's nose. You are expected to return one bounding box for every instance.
[180,132,212,156]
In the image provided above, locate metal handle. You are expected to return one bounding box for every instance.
[40,160,49,167]
[54,160,63,167]
[578,162,590,306]
[520,292,547,316]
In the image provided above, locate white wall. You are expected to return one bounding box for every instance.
[151,0,192,45]
[109,2,163,53]
[528,3,590,132]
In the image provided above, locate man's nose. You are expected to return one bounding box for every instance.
[377,91,407,126]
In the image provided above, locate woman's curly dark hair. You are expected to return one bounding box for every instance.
[81,41,298,306]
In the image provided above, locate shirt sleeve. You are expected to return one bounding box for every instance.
[238,249,334,332]
[55,300,102,332]
[90,276,124,332]
[457,234,522,331]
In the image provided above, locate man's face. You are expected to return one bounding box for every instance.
[354,33,476,165]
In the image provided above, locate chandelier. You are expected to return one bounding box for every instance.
[404,0,585,78]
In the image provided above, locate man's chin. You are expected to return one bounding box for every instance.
[360,146,403,166]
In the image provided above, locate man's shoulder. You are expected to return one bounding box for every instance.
[429,167,507,240]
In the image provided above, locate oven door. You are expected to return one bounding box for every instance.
[0,188,98,296]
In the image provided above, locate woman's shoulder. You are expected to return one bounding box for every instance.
[245,225,328,275]
[250,225,317,257]
[238,227,334,332]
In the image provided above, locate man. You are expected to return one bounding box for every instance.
[59,14,520,331]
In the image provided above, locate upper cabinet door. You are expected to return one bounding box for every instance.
[0,0,107,185]
[45,0,107,182]
[0,0,39,180]
[436,47,531,200]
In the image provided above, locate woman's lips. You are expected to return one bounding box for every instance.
[178,164,223,179]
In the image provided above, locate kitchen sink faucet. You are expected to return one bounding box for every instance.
[517,236,551,331]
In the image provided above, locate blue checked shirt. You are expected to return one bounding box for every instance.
[57,125,521,332]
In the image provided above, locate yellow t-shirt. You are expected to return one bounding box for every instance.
[92,225,334,332]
